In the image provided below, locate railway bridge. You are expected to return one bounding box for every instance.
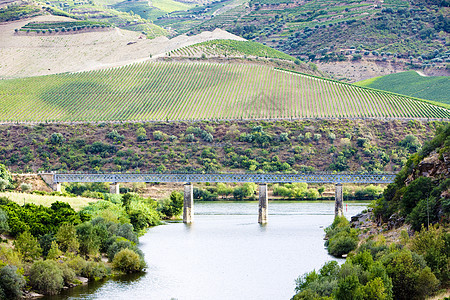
[40,172,396,224]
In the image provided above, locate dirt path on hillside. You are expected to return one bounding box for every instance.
[0,15,244,78]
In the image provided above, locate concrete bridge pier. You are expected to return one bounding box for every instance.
[183,183,194,223]
[39,173,61,192]
[335,183,343,217]
[109,182,120,194]
[258,183,268,224]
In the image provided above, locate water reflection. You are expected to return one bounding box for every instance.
[42,201,368,300]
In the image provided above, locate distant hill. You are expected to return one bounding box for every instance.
[154,0,450,78]
[0,61,449,122]
[356,71,450,105]
[169,39,297,61]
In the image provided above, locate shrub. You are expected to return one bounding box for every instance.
[0,245,22,268]
[112,248,145,273]
[50,133,64,145]
[13,231,42,262]
[153,130,165,141]
[107,237,142,261]
[279,132,289,142]
[0,179,8,191]
[29,260,64,295]
[58,263,76,285]
[66,256,88,276]
[185,133,195,142]
[20,183,32,192]
[399,134,421,153]
[328,232,358,257]
[82,261,110,280]
[106,130,124,141]
[0,265,26,299]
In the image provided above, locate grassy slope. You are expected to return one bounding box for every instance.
[0,192,96,211]
[356,71,450,105]
[0,62,449,122]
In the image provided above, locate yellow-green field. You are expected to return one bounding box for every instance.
[0,62,449,122]
[0,192,97,211]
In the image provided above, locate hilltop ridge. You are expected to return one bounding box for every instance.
[0,15,244,78]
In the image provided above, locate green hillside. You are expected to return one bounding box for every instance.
[155,0,449,68]
[0,62,449,122]
[170,40,297,61]
[356,71,450,105]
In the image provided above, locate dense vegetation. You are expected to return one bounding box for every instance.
[373,122,450,231]
[155,0,449,70]
[357,71,450,105]
[0,120,441,174]
[0,164,184,297]
[292,122,450,299]
[293,226,447,300]
[0,3,41,22]
[0,62,448,122]
[3,0,167,38]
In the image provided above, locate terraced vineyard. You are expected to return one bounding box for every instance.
[0,62,449,122]
[170,40,296,61]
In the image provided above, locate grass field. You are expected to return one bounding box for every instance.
[0,62,449,122]
[0,192,96,211]
[356,71,450,105]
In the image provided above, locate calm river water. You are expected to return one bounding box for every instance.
[44,201,368,300]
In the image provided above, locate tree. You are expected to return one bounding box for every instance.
[13,231,42,262]
[160,191,183,218]
[46,241,62,260]
[0,265,26,299]
[0,208,9,234]
[56,223,79,253]
[76,222,101,256]
[0,164,11,190]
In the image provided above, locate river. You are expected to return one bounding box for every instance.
[43,201,368,300]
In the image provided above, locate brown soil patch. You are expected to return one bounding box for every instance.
[0,15,244,78]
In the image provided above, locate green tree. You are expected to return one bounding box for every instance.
[76,222,101,256]
[13,231,42,262]
[55,223,79,253]
[160,191,183,218]
[0,164,11,190]
[0,265,26,299]
[0,208,9,234]
[47,241,62,260]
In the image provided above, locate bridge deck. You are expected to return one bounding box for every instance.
[53,173,396,184]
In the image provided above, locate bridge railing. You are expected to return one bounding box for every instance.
[52,173,396,184]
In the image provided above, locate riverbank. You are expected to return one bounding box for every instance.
[40,201,370,300]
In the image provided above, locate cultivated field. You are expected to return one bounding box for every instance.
[356,71,450,105]
[0,62,449,122]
